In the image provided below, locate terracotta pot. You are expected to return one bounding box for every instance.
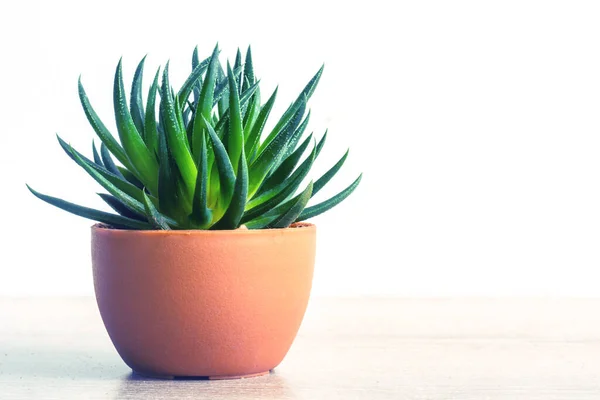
[91,222,316,379]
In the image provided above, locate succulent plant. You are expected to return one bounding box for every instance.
[27,45,361,230]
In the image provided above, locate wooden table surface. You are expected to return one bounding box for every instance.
[1,297,600,399]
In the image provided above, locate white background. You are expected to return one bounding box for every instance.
[2,0,600,297]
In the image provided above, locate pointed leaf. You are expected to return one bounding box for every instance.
[118,166,144,189]
[296,174,362,221]
[191,46,201,103]
[258,95,306,155]
[204,116,235,204]
[100,143,125,179]
[260,65,323,150]
[242,45,254,92]
[301,64,324,100]
[216,59,228,117]
[245,87,277,161]
[130,55,146,136]
[257,133,313,195]
[245,214,278,229]
[312,150,349,197]
[189,121,211,227]
[161,63,197,196]
[114,59,158,193]
[98,193,146,221]
[245,181,314,230]
[157,124,178,219]
[248,96,306,197]
[212,79,261,136]
[242,89,260,136]
[177,56,210,108]
[197,44,219,123]
[27,185,151,230]
[227,62,244,174]
[212,65,243,107]
[212,148,248,230]
[78,77,132,171]
[70,146,148,216]
[243,143,316,222]
[142,189,171,230]
[92,141,103,166]
[58,136,145,203]
[278,110,311,164]
[234,48,243,93]
[144,67,161,156]
[268,181,313,228]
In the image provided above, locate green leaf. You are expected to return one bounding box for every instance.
[267,181,313,228]
[259,65,323,150]
[113,59,158,193]
[242,88,260,136]
[157,119,179,218]
[98,193,146,221]
[177,55,210,108]
[233,48,243,93]
[259,130,326,202]
[248,95,306,198]
[212,78,261,137]
[174,95,186,137]
[258,97,304,154]
[27,185,151,230]
[239,80,260,117]
[227,62,244,174]
[197,44,219,123]
[245,87,278,161]
[92,141,103,166]
[301,64,324,100]
[144,67,161,157]
[245,180,313,230]
[211,148,248,230]
[243,143,316,222]
[191,46,201,103]
[296,174,362,222]
[212,65,243,107]
[100,143,125,179]
[316,129,328,155]
[160,62,197,196]
[58,136,146,203]
[216,59,228,118]
[239,80,261,111]
[242,45,254,92]
[117,166,144,189]
[204,116,235,211]
[278,110,311,164]
[312,149,349,197]
[245,214,278,229]
[142,189,171,230]
[257,133,313,195]
[70,145,148,216]
[189,120,211,228]
[191,44,219,160]
[130,55,146,136]
[78,77,133,171]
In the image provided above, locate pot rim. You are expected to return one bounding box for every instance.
[91,222,315,236]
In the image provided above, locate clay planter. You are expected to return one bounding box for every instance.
[91,222,316,379]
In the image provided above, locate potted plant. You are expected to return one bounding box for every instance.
[28,44,361,379]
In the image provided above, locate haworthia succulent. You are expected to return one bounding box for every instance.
[30,46,359,230]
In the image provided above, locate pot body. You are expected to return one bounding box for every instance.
[91,223,316,379]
